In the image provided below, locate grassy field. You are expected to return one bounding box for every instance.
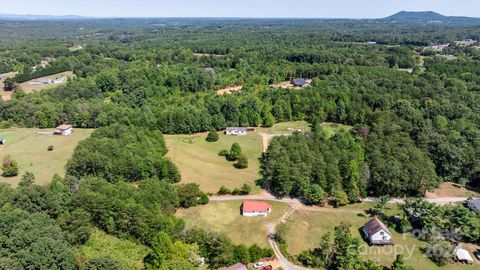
[76,229,149,270]
[165,132,263,193]
[0,128,94,186]
[176,200,291,248]
[257,121,311,134]
[19,71,73,93]
[426,182,480,198]
[283,204,478,270]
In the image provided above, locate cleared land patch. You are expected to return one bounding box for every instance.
[283,204,477,270]
[0,128,94,186]
[0,71,19,101]
[426,182,480,199]
[76,229,149,270]
[216,85,243,95]
[18,71,73,93]
[165,132,262,193]
[176,200,291,248]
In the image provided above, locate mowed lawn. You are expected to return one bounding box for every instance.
[284,204,478,270]
[165,132,263,193]
[177,200,291,248]
[0,128,94,186]
[76,229,149,270]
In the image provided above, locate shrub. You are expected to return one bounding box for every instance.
[227,143,242,161]
[218,149,229,157]
[199,193,209,205]
[206,129,219,142]
[234,154,249,169]
[2,155,19,177]
[217,185,232,195]
[47,145,54,151]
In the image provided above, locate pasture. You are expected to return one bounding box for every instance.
[165,132,263,193]
[176,200,291,248]
[283,203,478,270]
[0,128,94,186]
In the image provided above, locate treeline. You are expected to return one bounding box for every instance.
[13,63,71,83]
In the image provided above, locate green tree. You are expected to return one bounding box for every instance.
[145,232,173,269]
[80,256,124,270]
[228,143,242,161]
[234,154,249,169]
[2,155,19,177]
[206,129,219,142]
[3,78,17,91]
[391,254,412,270]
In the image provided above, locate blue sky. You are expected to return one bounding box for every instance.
[1,0,479,18]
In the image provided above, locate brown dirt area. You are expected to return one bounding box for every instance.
[216,85,243,95]
[425,182,479,199]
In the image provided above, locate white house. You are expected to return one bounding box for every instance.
[225,127,247,136]
[241,201,272,217]
[54,124,73,136]
[362,217,393,245]
[456,248,474,264]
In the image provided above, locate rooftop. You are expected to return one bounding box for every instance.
[363,217,391,236]
[56,124,72,130]
[226,263,248,270]
[242,200,272,213]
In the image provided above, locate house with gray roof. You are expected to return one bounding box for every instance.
[361,217,393,245]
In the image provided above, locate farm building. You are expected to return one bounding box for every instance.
[241,200,272,217]
[225,263,248,270]
[361,217,393,245]
[225,127,248,136]
[0,136,5,144]
[467,199,480,214]
[54,124,73,136]
[455,248,474,264]
[291,78,309,87]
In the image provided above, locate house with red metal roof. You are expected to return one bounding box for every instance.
[241,200,272,217]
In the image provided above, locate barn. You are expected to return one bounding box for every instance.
[241,200,272,217]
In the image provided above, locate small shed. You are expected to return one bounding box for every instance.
[456,248,474,264]
[362,217,393,245]
[54,124,73,136]
[226,263,248,270]
[467,199,480,214]
[291,78,309,87]
[225,127,247,136]
[0,136,5,145]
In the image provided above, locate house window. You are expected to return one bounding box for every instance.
[382,236,387,240]
[380,231,384,236]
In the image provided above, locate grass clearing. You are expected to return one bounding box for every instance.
[176,200,291,248]
[426,182,480,198]
[283,205,477,270]
[0,128,94,186]
[165,132,263,193]
[18,71,73,93]
[76,229,149,270]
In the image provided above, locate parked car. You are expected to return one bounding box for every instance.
[253,262,265,269]
[474,249,480,261]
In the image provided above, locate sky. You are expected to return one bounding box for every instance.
[1,0,479,18]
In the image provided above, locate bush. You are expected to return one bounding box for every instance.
[47,145,54,151]
[397,219,413,233]
[206,129,219,142]
[234,154,249,169]
[2,155,19,177]
[217,185,232,195]
[227,143,242,161]
[199,193,209,205]
[218,149,229,156]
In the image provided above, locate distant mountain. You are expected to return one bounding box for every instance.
[0,13,87,20]
[383,11,480,24]
[387,11,447,21]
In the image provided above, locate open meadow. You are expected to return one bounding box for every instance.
[165,132,263,193]
[283,203,478,270]
[0,128,94,186]
[176,200,291,248]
